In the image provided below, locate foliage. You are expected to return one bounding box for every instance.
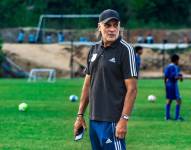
[128,0,191,28]
[0,0,45,27]
[0,0,190,28]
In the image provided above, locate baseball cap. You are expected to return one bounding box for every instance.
[99,9,120,23]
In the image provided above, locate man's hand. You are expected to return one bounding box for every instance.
[115,119,128,139]
[178,74,183,82]
[73,116,87,136]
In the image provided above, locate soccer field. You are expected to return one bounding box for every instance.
[0,79,191,150]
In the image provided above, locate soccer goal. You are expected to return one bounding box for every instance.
[28,68,56,82]
[35,14,99,43]
[34,14,100,78]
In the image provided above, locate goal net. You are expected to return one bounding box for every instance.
[28,68,56,82]
[34,14,100,78]
[35,14,99,43]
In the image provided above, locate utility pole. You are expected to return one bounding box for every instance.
[162,39,168,72]
[70,39,74,78]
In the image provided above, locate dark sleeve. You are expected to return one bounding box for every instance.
[84,46,93,75]
[121,44,138,79]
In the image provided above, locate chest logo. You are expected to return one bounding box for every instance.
[105,138,112,144]
[91,54,97,62]
[109,57,116,63]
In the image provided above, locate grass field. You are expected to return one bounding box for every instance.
[0,78,191,150]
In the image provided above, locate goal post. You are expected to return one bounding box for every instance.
[34,14,100,78]
[28,68,56,82]
[35,14,99,43]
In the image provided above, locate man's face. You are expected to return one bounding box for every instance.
[175,59,179,65]
[98,19,120,46]
[138,49,143,55]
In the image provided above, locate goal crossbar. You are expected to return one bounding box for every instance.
[35,14,99,42]
[28,68,56,82]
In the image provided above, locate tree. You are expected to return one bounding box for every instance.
[128,0,191,28]
[0,0,191,28]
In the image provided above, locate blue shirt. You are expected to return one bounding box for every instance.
[164,63,181,100]
[57,33,64,42]
[28,33,36,43]
[17,32,25,42]
[135,54,141,74]
[164,63,180,83]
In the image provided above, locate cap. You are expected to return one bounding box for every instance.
[99,9,120,23]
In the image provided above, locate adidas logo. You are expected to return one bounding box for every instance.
[109,58,116,63]
[105,138,112,144]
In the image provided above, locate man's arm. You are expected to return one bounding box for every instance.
[73,75,90,136]
[77,74,90,115]
[115,78,137,139]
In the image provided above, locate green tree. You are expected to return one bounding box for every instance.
[0,0,45,27]
[128,0,191,28]
[0,0,191,28]
[153,0,191,26]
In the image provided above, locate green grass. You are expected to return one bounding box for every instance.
[0,79,191,150]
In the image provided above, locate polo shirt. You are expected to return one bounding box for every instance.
[86,36,137,122]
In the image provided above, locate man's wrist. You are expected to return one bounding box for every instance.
[77,113,84,118]
[76,114,84,121]
[120,115,129,121]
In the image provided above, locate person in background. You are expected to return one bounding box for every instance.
[45,33,52,44]
[135,46,143,76]
[28,32,36,43]
[57,31,64,43]
[17,29,25,43]
[145,33,154,44]
[73,9,137,150]
[164,54,184,121]
[136,34,144,43]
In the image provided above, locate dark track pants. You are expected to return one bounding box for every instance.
[89,120,126,150]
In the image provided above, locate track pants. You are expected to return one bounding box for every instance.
[89,120,126,150]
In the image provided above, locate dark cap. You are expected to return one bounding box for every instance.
[99,9,120,23]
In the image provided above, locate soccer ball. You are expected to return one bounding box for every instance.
[69,95,78,102]
[18,102,28,112]
[147,95,156,102]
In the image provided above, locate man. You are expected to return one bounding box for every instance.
[145,33,154,44]
[17,29,25,43]
[164,54,183,121]
[57,31,65,43]
[135,46,143,75]
[74,9,137,150]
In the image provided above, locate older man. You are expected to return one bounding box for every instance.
[74,9,137,150]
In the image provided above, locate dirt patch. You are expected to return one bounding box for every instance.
[2,43,90,77]
[2,43,191,78]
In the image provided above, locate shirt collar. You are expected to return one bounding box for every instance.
[101,36,121,49]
